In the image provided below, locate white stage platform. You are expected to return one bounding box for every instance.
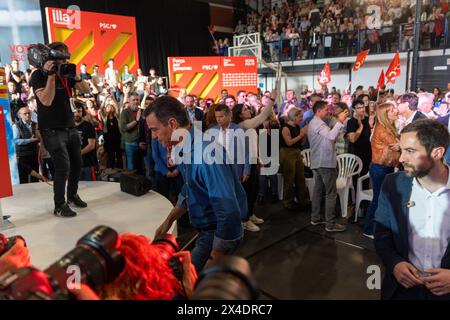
[0,181,174,269]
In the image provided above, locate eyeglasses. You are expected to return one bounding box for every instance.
[355,106,365,110]
[22,112,31,115]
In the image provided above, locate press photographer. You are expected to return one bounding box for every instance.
[0,226,125,300]
[0,228,258,300]
[28,42,90,217]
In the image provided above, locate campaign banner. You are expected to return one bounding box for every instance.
[167,56,258,101]
[0,67,18,193]
[45,7,140,75]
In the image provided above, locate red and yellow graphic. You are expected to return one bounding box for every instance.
[45,7,140,75]
[0,106,12,198]
[168,56,258,101]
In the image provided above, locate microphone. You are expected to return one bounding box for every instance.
[406,201,415,208]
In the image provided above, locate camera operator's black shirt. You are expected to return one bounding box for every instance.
[76,120,97,167]
[29,69,75,130]
[10,70,25,94]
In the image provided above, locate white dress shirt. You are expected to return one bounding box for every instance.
[408,167,450,271]
[187,108,196,123]
[397,111,417,134]
[423,110,437,119]
[217,125,235,164]
[105,68,119,87]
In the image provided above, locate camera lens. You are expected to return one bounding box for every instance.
[152,234,179,260]
[44,226,125,291]
[193,256,259,300]
[152,234,183,281]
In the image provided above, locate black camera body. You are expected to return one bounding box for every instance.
[0,226,125,300]
[152,234,183,282]
[28,43,77,78]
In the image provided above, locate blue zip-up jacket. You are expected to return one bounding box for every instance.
[210,122,251,179]
[151,139,170,176]
[175,126,247,250]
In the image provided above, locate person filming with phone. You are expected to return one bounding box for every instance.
[28,42,90,217]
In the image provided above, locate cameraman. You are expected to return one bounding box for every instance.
[29,42,90,217]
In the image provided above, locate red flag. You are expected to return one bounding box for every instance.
[377,69,385,90]
[353,50,370,71]
[386,51,401,84]
[317,62,331,86]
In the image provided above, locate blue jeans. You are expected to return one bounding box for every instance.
[364,163,394,235]
[125,142,139,171]
[190,230,240,273]
[144,144,156,187]
[258,174,278,198]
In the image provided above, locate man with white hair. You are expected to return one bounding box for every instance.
[278,89,301,117]
[417,92,436,119]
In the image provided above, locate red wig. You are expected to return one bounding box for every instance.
[100,234,181,300]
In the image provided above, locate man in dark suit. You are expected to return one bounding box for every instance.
[12,106,39,184]
[396,93,427,133]
[375,119,450,300]
[185,94,203,123]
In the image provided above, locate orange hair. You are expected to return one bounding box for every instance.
[100,234,181,300]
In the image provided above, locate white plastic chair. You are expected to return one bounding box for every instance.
[301,148,314,201]
[336,154,362,218]
[354,172,373,222]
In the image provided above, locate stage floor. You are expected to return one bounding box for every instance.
[0,181,173,269]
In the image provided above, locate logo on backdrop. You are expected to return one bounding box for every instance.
[8,45,31,62]
[99,23,118,30]
[52,5,81,30]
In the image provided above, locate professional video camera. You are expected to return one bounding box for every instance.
[193,256,259,300]
[27,43,76,78]
[0,226,125,300]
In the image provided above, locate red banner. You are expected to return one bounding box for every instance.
[0,106,13,199]
[386,51,401,84]
[45,7,140,75]
[353,50,369,72]
[167,56,258,101]
[317,62,331,86]
[377,69,385,90]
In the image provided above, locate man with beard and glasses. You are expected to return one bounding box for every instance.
[374,119,450,300]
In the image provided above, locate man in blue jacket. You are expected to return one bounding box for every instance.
[374,119,450,300]
[145,96,248,272]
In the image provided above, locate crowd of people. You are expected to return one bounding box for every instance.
[6,58,168,186]
[234,0,450,61]
[212,38,231,56]
[4,41,450,298]
[6,55,450,231]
